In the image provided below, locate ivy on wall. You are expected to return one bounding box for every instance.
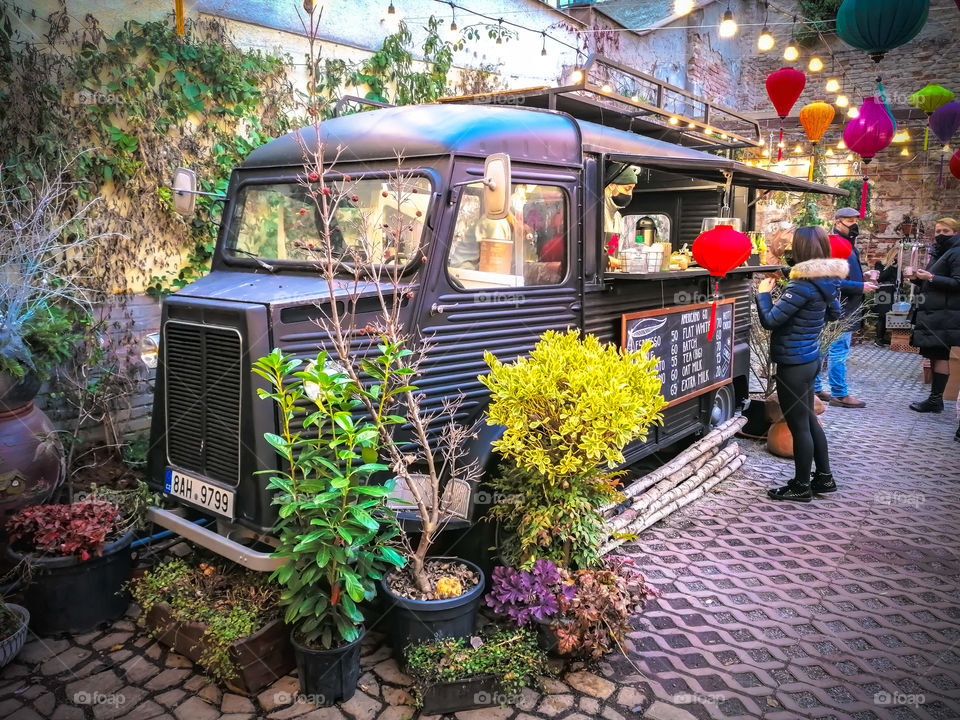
[0,1,298,296]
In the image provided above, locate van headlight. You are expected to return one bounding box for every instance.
[140,332,160,369]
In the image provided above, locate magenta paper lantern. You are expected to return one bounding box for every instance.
[842,97,896,163]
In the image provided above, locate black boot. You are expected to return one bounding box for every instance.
[768,479,813,502]
[811,471,837,494]
[910,371,948,413]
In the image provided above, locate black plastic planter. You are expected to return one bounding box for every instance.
[738,397,772,439]
[381,557,485,659]
[417,674,503,715]
[6,529,135,635]
[291,629,363,706]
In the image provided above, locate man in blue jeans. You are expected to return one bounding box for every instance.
[814,208,879,407]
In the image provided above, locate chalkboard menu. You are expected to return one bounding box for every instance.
[621,300,735,407]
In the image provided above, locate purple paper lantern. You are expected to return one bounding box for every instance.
[929,100,960,145]
[842,97,896,163]
[929,101,960,184]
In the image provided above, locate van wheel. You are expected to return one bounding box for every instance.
[710,385,735,427]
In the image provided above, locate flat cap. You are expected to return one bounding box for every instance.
[610,166,638,186]
[835,207,859,218]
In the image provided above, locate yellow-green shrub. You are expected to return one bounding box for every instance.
[479,330,665,568]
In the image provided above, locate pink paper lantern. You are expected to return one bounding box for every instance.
[842,97,896,163]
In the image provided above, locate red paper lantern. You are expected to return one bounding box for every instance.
[950,149,960,180]
[829,234,853,260]
[766,68,807,160]
[692,224,752,340]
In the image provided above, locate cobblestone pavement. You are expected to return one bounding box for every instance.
[1,345,958,720]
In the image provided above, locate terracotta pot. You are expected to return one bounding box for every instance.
[766,419,794,458]
[0,381,64,522]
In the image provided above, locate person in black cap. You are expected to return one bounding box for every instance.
[603,165,638,257]
[813,207,878,408]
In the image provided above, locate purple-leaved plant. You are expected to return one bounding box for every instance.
[486,559,576,626]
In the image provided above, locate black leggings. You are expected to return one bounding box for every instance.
[776,359,831,481]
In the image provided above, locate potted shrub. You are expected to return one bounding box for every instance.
[405,626,551,715]
[0,599,30,668]
[254,348,405,705]
[486,557,656,658]
[478,329,665,569]
[128,557,292,693]
[4,499,135,634]
[0,166,102,520]
[269,151,488,660]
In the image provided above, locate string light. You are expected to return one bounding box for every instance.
[675,0,694,15]
[847,106,859,118]
[809,57,823,72]
[448,1,456,32]
[757,0,773,50]
[835,94,849,108]
[825,77,840,93]
[793,144,803,153]
[602,84,612,93]
[541,31,547,56]
[901,147,909,156]
[570,69,583,83]
[719,3,737,38]
[669,116,679,125]
[688,122,696,128]
[387,1,395,14]
[762,149,770,157]
[838,140,846,149]
[495,18,502,44]
[784,43,799,61]
[825,148,834,156]
[846,153,854,161]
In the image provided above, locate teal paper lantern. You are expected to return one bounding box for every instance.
[836,0,930,63]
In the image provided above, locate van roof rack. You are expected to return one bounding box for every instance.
[436,54,762,151]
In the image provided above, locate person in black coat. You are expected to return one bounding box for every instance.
[906,218,960,429]
[756,226,849,502]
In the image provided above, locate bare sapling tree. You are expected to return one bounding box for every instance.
[278,0,482,596]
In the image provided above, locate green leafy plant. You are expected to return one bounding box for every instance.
[253,348,406,649]
[405,626,550,705]
[127,557,280,684]
[479,330,665,569]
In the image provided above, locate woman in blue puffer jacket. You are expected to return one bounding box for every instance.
[756,226,849,502]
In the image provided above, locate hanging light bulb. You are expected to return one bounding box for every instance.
[570,69,583,84]
[758,27,774,51]
[784,43,799,61]
[809,57,823,72]
[495,19,503,44]
[762,148,770,157]
[601,84,612,93]
[688,122,696,128]
[837,140,846,150]
[675,0,694,15]
[793,144,803,153]
[825,148,834,156]
[900,147,909,156]
[541,31,547,57]
[847,106,859,118]
[846,153,854,161]
[825,77,840,93]
[387,1,395,14]
[383,1,401,31]
[719,7,738,38]
[893,130,910,143]
[448,1,456,32]
[745,160,754,166]
[835,94,849,108]
[668,116,679,125]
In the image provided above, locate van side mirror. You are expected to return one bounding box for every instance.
[481,153,511,220]
[172,167,197,217]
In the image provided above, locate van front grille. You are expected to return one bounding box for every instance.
[164,322,242,485]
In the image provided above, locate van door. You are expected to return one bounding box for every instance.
[414,161,582,498]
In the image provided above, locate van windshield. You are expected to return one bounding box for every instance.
[225,176,431,267]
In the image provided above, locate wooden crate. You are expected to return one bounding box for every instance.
[890,330,918,353]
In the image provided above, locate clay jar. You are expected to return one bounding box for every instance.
[0,373,63,522]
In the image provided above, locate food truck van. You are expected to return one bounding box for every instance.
[146,59,842,568]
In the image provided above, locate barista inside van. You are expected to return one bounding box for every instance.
[604,165,637,255]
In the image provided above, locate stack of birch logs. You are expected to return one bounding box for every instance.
[601,415,747,554]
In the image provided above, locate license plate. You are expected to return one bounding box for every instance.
[164,469,235,519]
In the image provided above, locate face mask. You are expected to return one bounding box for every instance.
[611,193,632,209]
[845,223,859,240]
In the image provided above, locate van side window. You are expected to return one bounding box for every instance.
[447,183,567,289]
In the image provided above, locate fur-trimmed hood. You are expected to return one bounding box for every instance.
[789,258,850,280]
